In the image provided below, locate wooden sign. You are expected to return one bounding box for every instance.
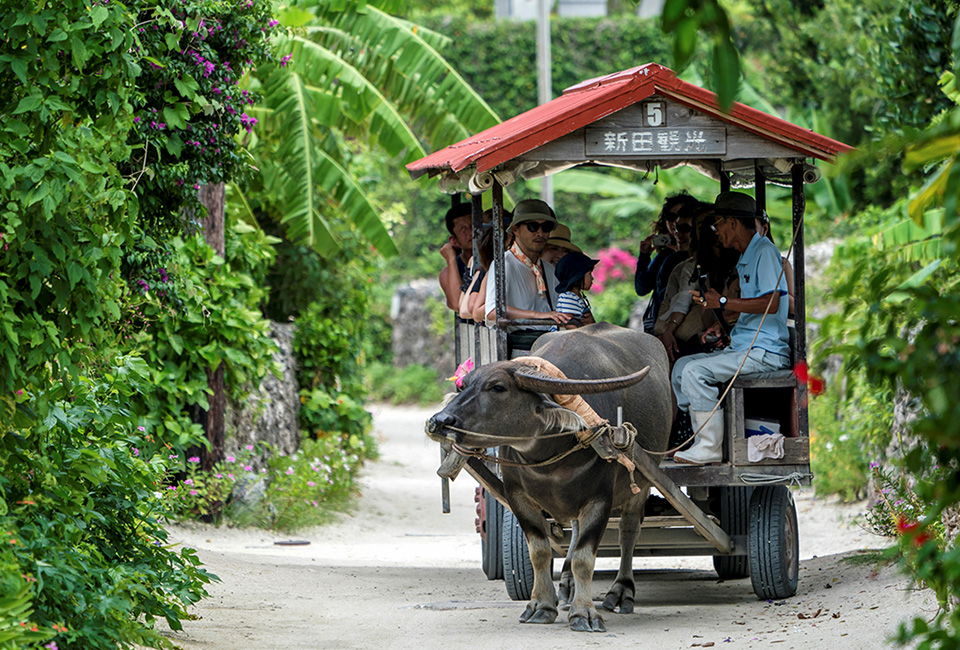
[585,127,726,156]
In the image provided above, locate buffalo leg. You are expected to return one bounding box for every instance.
[558,520,578,610]
[600,489,647,614]
[510,498,558,625]
[568,500,610,633]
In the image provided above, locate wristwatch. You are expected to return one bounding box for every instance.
[718,296,728,310]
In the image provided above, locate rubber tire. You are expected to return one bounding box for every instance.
[481,490,504,580]
[748,485,799,600]
[502,508,546,601]
[713,486,752,580]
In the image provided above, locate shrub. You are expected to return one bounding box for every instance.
[366,362,446,405]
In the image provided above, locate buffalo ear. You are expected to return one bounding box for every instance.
[537,397,587,433]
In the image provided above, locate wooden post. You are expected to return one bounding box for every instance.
[754,161,765,214]
[791,163,809,438]
[198,182,226,472]
[720,169,730,193]
[492,181,508,360]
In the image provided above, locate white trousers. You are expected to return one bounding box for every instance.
[671,347,789,413]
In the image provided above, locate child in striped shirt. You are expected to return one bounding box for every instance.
[554,251,599,328]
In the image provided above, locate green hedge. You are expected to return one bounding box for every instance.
[421,15,671,123]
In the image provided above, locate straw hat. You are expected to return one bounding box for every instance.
[546,223,582,253]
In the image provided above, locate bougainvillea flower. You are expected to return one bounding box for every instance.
[447,357,475,389]
[793,361,808,382]
[808,376,825,395]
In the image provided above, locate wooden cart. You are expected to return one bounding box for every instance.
[407,64,852,602]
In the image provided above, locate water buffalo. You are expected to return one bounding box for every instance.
[426,322,672,632]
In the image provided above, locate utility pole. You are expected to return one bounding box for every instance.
[537,0,554,206]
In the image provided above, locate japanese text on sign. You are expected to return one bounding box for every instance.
[585,127,726,156]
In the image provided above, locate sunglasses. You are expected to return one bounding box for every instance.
[675,222,693,234]
[522,220,557,234]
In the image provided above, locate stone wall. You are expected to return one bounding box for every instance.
[225,321,300,462]
[391,278,456,378]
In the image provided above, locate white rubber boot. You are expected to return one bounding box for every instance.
[674,409,724,465]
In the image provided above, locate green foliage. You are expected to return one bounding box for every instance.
[121,223,279,452]
[0,0,274,644]
[228,437,371,531]
[1,357,216,649]
[243,0,499,258]
[808,377,894,502]
[589,282,637,328]
[125,0,275,233]
[365,361,446,405]
[419,14,670,126]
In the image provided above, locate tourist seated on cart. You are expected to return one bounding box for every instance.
[458,210,510,322]
[541,223,581,265]
[755,214,796,316]
[483,199,571,355]
[635,193,699,334]
[438,202,474,311]
[657,201,740,362]
[554,251,599,329]
[672,192,791,466]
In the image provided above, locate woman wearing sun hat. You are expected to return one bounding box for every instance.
[541,223,582,265]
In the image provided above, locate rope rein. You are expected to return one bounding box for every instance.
[448,422,643,493]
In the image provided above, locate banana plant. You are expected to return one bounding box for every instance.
[240,0,500,258]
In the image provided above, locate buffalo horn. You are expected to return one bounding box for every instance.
[514,365,651,395]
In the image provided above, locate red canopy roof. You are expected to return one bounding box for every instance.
[406,63,853,179]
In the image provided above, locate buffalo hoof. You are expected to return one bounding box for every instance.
[520,602,558,625]
[599,582,635,614]
[569,608,606,633]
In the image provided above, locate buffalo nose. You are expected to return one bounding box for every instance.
[426,412,459,436]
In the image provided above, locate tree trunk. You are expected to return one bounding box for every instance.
[198,182,226,472]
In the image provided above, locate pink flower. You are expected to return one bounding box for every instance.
[243,465,252,471]
[226,455,235,463]
[188,456,200,463]
[227,473,235,479]
[190,489,198,496]
[184,479,194,485]
[285,467,295,475]
[137,425,145,431]
[307,481,315,487]
[132,447,140,457]
[281,54,292,67]
[245,444,254,451]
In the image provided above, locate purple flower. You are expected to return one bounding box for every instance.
[269,19,279,27]
[133,116,141,123]
[240,113,258,133]
[870,461,880,469]
[132,447,140,457]
[280,54,292,67]
[137,425,145,432]
[212,87,221,95]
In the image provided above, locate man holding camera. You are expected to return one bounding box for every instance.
[671,192,791,465]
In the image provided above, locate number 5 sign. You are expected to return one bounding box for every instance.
[643,101,665,127]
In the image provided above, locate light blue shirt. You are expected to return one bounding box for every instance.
[729,233,790,359]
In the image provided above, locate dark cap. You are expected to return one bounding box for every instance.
[554,251,599,294]
[713,191,758,220]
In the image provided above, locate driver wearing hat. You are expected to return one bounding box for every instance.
[671,192,791,465]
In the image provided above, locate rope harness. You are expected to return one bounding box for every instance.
[446,421,644,494]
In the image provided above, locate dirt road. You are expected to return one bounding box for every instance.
[164,404,933,649]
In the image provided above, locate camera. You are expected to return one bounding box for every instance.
[652,234,672,248]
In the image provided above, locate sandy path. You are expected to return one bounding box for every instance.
[163,404,934,649]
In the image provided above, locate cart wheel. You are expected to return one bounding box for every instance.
[713,486,752,580]
[481,489,504,580]
[503,508,547,601]
[748,485,799,600]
